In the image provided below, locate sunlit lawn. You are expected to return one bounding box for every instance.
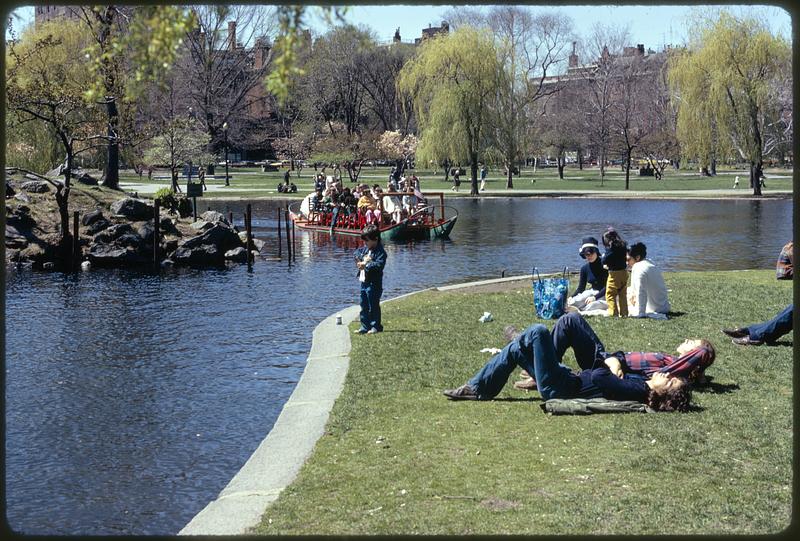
[252,270,792,535]
[119,165,792,200]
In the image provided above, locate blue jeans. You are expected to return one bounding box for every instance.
[747,304,793,343]
[552,312,608,370]
[359,283,383,331]
[467,324,579,401]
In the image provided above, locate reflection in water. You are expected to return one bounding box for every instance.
[5,197,792,535]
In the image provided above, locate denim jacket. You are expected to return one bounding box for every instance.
[354,243,387,287]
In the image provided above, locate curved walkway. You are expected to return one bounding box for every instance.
[178,275,532,535]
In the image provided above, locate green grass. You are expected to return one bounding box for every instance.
[119,165,793,200]
[252,270,792,535]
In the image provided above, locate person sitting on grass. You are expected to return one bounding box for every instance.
[511,311,715,389]
[443,319,693,412]
[723,240,792,346]
[626,242,670,318]
[567,236,608,312]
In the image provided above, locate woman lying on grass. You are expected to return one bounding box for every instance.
[443,320,693,412]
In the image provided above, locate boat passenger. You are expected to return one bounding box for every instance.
[384,181,404,224]
[358,187,382,226]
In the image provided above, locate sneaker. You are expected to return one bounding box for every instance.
[732,336,763,346]
[443,384,478,400]
[356,327,369,334]
[722,327,748,338]
[513,377,538,391]
[503,325,519,343]
[366,328,379,334]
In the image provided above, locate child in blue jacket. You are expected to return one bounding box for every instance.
[354,225,387,334]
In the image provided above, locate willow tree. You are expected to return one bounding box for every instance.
[668,11,790,195]
[398,27,501,196]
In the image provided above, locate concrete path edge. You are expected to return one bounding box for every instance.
[178,274,536,535]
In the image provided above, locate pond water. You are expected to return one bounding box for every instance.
[4,197,792,535]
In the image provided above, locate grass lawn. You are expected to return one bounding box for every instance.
[253,270,792,535]
[119,165,793,200]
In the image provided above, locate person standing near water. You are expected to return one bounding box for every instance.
[354,225,387,334]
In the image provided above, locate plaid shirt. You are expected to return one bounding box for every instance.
[776,241,793,280]
[611,347,715,382]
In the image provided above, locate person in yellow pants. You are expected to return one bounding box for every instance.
[601,227,628,317]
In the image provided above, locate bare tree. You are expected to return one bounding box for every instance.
[576,23,631,185]
[355,40,416,133]
[179,5,277,167]
[488,7,574,187]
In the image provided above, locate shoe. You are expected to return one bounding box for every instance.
[356,327,369,334]
[366,328,379,334]
[520,369,530,379]
[732,336,764,346]
[443,384,478,400]
[513,377,538,391]
[503,325,519,343]
[722,327,748,338]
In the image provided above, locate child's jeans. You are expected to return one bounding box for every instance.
[606,270,628,317]
[360,283,383,331]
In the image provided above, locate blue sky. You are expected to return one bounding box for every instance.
[7,4,792,51]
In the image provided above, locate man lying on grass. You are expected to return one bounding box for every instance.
[443,313,714,413]
[514,312,715,389]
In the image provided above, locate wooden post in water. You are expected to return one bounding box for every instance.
[72,211,80,268]
[284,207,292,263]
[153,200,160,266]
[291,216,296,262]
[228,211,234,227]
[276,207,282,259]
[246,204,253,264]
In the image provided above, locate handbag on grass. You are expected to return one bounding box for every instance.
[532,266,569,320]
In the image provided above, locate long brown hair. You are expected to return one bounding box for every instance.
[646,378,692,412]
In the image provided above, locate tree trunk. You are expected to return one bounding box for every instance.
[470,154,479,196]
[599,149,606,186]
[443,159,450,183]
[557,156,565,180]
[750,161,763,196]
[624,150,631,190]
[710,158,716,176]
[101,97,120,189]
[578,150,583,170]
[506,163,514,189]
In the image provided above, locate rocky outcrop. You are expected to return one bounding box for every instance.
[173,243,222,266]
[85,218,112,236]
[181,223,243,253]
[21,180,50,193]
[88,244,148,267]
[224,246,248,262]
[200,210,229,225]
[81,210,104,227]
[110,198,154,221]
[93,223,134,244]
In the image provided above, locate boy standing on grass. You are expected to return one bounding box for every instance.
[354,225,387,334]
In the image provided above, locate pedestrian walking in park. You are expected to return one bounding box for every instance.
[354,224,387,334]
[733,176,739,188]
[451,168,461,192]
[601,227,628,317]
[198,168,207,191]
[480,163,488,191]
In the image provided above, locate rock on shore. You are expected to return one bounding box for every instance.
[5,169,262,271]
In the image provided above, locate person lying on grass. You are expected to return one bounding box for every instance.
[443,321,693,412]
[512,312,715,390]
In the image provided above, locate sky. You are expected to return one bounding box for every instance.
[6,3,792,51]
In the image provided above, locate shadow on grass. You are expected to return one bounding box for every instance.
[490,396,541,402]
[764,340,793,347]
[667,311,687,318]
[693,377,740,394]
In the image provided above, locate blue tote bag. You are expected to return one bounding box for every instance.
[532,267,569,320]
